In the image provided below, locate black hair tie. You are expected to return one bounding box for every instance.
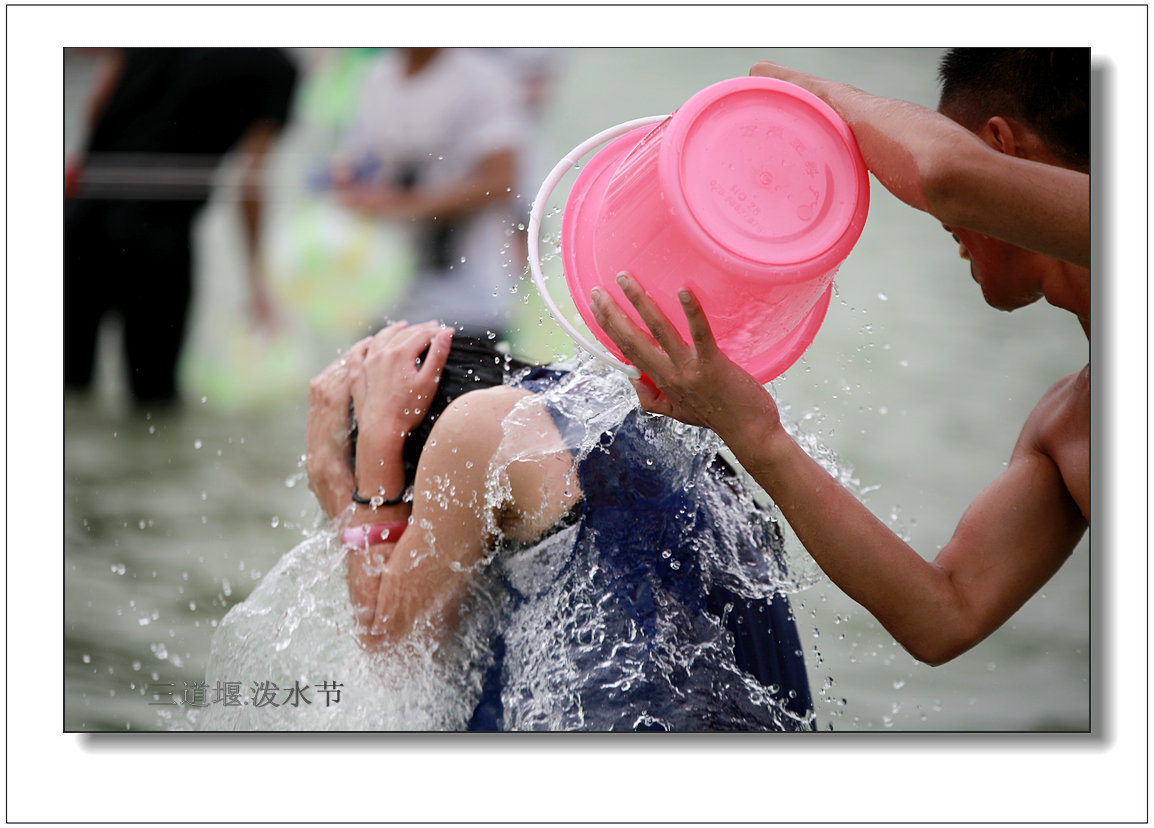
[352,485,410,509]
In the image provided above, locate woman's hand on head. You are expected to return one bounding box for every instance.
[348,321,454,456]
[588,273,781,443]
[306,335,371,518]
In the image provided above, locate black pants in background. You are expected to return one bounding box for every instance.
[65,200,194,407]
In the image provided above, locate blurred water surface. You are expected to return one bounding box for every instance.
[64,47,1089,731]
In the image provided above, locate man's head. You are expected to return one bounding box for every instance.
[937,48,1089,172]
[935,48,1089,310]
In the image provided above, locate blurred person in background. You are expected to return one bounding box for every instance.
[65,47,298,408]
[328,48,530,342]
[482,48,563,286]
[591,48,1089,668]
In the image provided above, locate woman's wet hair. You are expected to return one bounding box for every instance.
[351,332,534,490]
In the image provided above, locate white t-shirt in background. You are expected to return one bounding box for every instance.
[341,49,530,336]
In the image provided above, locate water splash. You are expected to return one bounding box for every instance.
[194,358,818,731]
[192,530,496,731]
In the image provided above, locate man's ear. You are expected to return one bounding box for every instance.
[980,115,1054,163]
[978,115,1019,156]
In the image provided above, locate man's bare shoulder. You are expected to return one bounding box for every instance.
[1029,365,1089,433]
[1017,364,1089,520]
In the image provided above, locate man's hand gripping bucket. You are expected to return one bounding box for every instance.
[528,76,870,384]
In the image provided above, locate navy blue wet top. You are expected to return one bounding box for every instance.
[467,369,814,731]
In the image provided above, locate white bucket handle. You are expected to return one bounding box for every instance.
[527,115,668,379]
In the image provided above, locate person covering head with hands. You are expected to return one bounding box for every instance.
[589,48,1089,667]
[303,320,815,730]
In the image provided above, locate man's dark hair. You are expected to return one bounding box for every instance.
[937,48,1089,171]
[352,333,534,492]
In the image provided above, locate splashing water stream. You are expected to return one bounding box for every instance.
[189,360,834,730]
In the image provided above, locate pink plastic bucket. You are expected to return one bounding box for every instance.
[543,76,869,383]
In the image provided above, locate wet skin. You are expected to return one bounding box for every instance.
[585,68,1090,665]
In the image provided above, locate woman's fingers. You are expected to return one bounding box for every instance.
[402,321,450,363]
[315,334,370,386]
[310,335,370,429]
[352,321,452,430]
[367,320,440,363]
[379,322,453,390]
[420,327,454,381]
[365,319,417,357]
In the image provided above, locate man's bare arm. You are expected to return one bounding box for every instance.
[338,149,518,223]
[592,276,1086,665]
[742,415,1085,664]
[750,60,1089,268]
